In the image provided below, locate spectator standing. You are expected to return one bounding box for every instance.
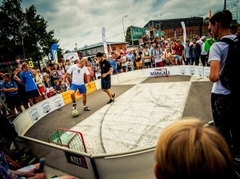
[172,39,184,65]
[141,45,151,68]
[96,52,115,104]
[20,62,41,106]
[152,44,164,67]
[134,47,142,70]
[34,69,47,100]
[125,50,135,70]
[208,10,240,158]
[189,38,201,65]
[1,73,22,116]
[11,67,29,110]
[41,66,51,88]
[200,36,209,66]
[119,52,127,72]
[108,55,118,75]
[183,39,191,65]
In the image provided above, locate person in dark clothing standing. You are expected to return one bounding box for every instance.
[11,67,29,110]
[96,52,115,104]
[189,37,201,65]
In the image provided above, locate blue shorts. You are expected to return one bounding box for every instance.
[70,83,86,94]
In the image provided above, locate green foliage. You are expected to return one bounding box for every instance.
[0,0,63,65]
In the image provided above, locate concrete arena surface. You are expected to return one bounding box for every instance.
[25,75,213,155]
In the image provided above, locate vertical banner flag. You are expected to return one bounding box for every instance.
[102,27,108,57]
[174,30,177,40]
[50,43,58,63]
[181,21,187,45]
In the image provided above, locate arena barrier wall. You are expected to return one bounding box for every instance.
[13,65,210,179]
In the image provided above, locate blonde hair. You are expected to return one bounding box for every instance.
[155,119,234,179]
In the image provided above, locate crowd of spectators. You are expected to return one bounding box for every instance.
[1,24,239,118]
[0,34,212,118]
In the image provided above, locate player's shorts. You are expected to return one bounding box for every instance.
[70,83,86,94]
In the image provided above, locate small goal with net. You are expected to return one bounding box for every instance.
[48,128,87,153]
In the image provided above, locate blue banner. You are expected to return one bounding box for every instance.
[50,43,58,63]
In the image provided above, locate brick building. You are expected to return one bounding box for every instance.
[143,17,209,40]
[78,42,128,58]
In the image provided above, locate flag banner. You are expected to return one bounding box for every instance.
[50,43,58,63]
[181,21,187,45]
[174,30,177,40]
[102,27,108,57]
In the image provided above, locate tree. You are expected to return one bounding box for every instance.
[0,0,62,67]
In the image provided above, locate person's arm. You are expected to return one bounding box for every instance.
[62,72,69,83]
[209,60,220,82]
[2,83,17,93]
[102,65,113,78]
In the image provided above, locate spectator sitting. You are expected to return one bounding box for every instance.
[126,59,133,72]
[54,80,64,94]
[154,118,236,179]
[0,147,75,179]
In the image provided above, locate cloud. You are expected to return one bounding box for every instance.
[1,0,224,51]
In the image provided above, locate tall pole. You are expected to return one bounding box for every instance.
[122,15,127,41]
[224,0,226,10]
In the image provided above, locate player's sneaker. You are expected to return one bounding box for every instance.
[84,106,91,111]
[72,103,77,110]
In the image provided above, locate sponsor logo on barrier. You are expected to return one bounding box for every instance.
[29,108,40,121]
[204,68,210,78]
[53,96,64,107]
[150,68,169,77]
[198,68,203,77]
[65,151,88,168]
[189,67,195,75]
[180,67,187,75]
[41,102,51,113]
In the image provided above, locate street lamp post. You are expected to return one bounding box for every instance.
[19,13,27,60]
[224,0,226,10]
[122,15,128,41]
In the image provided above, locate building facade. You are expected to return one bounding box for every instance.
[143,17,209,40]
[78,42,128,58]
[226,0,240,24]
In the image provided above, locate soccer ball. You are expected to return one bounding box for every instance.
[72,109,79,117]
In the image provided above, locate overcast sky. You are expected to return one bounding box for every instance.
[3,0,225,51]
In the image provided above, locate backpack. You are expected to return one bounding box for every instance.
[219,36,240,94]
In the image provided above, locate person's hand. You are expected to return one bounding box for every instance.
[102,73,107,78]
[29,171,46,179]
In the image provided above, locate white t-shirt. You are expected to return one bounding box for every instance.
[208,34,236,95]
[67,64,90,85]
